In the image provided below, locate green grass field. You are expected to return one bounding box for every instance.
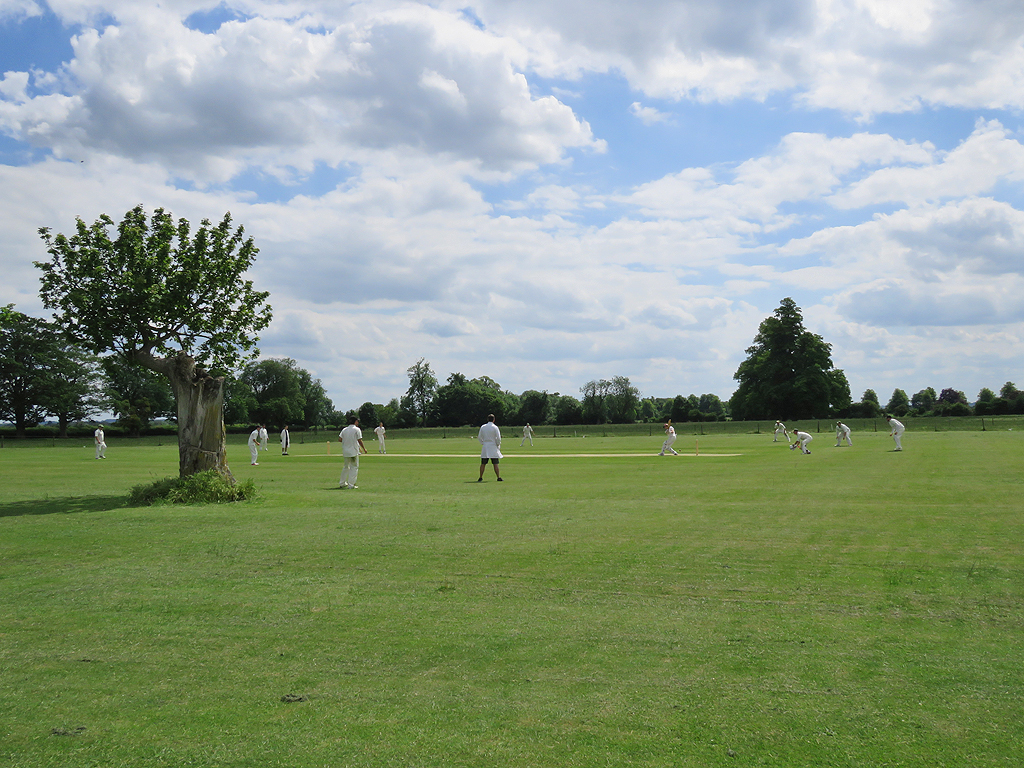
[2,428,1023,767]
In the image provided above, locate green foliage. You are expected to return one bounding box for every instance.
[847,388,882,418]
[432,372,518,426]
[730,298,850,420]
[297,369,333,429]
[911,387,938,414]
[605,375,640,423]
[405,358,437,427]
[239,358,305,427]
[552,394,583,424]
[102,355,175,436]
[43,343,103,437]
[580,379,609,423]
[886,388,910,416]
[357,401,379,426]
[37,205,272,371]
[0,306,61,436]
[670,394,688,422]
[581,376,641,424]
[128,470,257,505]
[518,389,549,424]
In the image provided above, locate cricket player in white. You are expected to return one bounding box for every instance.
[835,421,852,446]
[94,426,106,459]
[773,421,788,442]
[280,425,290,455]
[477,414,503,481]
[248,427,261,465]
[259,424,269,452]
[790,430,813,454]
[374,422,386,454]
[659,422,678,455]
[520,422,534,446]
[886,416,905,451]
[339,416,367,489]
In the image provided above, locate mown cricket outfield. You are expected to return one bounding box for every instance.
[2,426,1023,766]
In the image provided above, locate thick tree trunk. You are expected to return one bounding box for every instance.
[135,350,235,482]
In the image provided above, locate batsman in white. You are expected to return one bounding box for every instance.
[659,422,678,455]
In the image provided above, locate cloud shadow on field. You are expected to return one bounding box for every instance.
[0,495,126,518]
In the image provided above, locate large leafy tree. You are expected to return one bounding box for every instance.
[37,205,272,478]
[46,343,103,438]
[0,306,59,437]
[729,298,851,421]
[606,376,640,423]
[295,366,333,431]
[911,387,937,414]
[405,358,437,427]
[518,390,549,425]
[552,394,583,425]
[581,379,611,423]
[886,388,910,417]
[239,358,305,428]
[433,373,518,427]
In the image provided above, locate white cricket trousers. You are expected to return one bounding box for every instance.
[660,434,678,455]
[341,456,360,487]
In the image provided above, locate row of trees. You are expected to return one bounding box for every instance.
[378,359,729,429]
[0,305,179,438]
[0,306,335,439]
[847,383,1024,418]
[381,299,1018,430]
[225,358,333,431]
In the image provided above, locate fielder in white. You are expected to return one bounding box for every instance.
[259,424,269,452]
[94,426,107,459]
[886,415,905,451]
[477,414,503,482]
[248,427,261,465]
[280,425,290,455]
[374,421,386,454]
[790,429,813,454]
[835,421,852,446]
[773,421,789,442]
[339,416,367,489]
[659,422,678,455]
[520,422,534,447]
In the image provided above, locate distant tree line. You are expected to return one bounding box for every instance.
[350,359,736,429]
[0,303,332,438]
[4,298,1019,440]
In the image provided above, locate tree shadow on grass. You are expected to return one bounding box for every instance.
[0,494,126,518]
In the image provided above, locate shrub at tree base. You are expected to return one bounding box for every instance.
[129,470,257,506]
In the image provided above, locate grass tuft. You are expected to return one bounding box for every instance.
[128,470,258,505]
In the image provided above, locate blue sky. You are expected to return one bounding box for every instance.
[2,0,1023,412]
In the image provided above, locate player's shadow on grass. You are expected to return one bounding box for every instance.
[0,494,126,518]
